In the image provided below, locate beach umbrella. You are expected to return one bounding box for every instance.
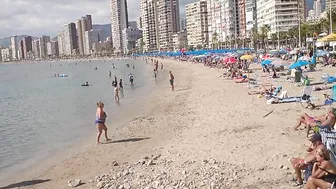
[240,54,253,60]
[224,57,237,64]
[261,59,272,66]
[288,60,313,69]
[318,33,336,42]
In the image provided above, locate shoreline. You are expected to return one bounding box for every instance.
[0,59,163,186]
[2,59,335,188]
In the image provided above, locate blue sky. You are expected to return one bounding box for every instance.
[0,0,197,38]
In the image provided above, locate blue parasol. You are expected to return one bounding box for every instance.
[261,59,272,66]
[288,60,313,69]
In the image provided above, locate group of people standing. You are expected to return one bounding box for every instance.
[95,59,175,144]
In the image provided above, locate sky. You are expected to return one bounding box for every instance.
[0,0,197,38]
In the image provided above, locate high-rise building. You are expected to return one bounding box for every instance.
[32,39,41,59]
[129,21,138,29]
[180,17,186,30]
[186,0,209,48]
[297,0,306,20]
[77,19,84,55]
[136,16,143,29]
[58,23,77,56]
[10,36,18,60]
[22,36,32,60]
[47,41,59,58]
[156,0,180,50]
[245,0,257,38]
[77,15,93,55]
[39,35,50,59]
[314,0,322,17]
[110,0,129,53]
[325,0,336,12]
[171,30,187,51]
[84,29,100,55]
[207,0,239,47]
[140,0,159,52]
[1,48,12,62]
[122,28,143,54]
[140,0,180,51]
[19,40,24,60]
[238,0,247,38]
[257,0,301,34]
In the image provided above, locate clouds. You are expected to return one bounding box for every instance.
[0,0,197,38]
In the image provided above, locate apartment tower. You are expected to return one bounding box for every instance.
[257,0,301,34]
[10,36,18,60]
[140,0,159,52]
[110,0,129,53]
[186,0,209,48]
[77,15,93,55]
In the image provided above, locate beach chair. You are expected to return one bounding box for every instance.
[301,86,313,103]
[325,85,336,105]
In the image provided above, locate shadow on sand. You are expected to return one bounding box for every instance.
[0,179,51,189]
[104,137,150,144]
[175,88,190,92]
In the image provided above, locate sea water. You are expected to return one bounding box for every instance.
[0,59,159,180]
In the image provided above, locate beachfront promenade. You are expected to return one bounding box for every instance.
[2,57,336,189]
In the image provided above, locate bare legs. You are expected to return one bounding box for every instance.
[291,158,305,184]
[305,177,331,189]
[96,123,110,144]
[294,113,312,130]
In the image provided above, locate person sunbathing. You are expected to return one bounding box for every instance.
[293,108,336,135]
[313,84,331,91]
[291,133,326,186]
[305,148,336,189]
[248,86,276,95]
[306,108,336,136]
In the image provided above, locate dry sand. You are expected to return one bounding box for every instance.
[2,59,336,189]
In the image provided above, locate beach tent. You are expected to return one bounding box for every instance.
[318,33,336,42]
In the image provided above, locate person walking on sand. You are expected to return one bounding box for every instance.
[169,71,174,91]
[161,63,163,70]
[95,102,111,144]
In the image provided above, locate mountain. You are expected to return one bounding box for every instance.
[93,24,112,41]
[0,35,30,47]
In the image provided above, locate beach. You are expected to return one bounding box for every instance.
[2,59,336,189]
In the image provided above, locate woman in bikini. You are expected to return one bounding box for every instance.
[95,102,111,144]
[305,148,336,189]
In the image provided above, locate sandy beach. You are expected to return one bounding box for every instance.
[2,59,336,189]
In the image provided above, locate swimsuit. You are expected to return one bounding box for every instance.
[319,167,336,183]
[170,79,174,85]
[95,112,106,125]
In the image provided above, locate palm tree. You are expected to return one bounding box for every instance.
[259,25,271,50]
[271,33,277,49]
